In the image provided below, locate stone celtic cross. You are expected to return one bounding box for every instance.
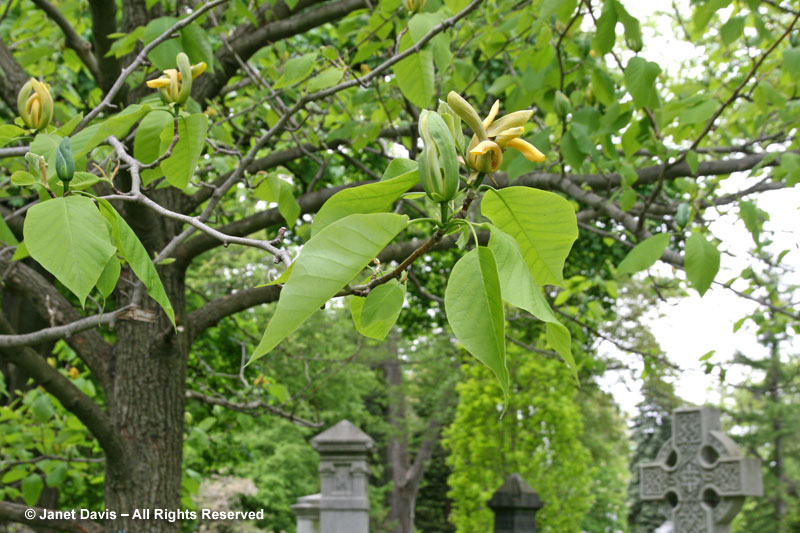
[640,406,763,533]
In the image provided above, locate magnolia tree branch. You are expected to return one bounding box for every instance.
[104,136,292,265]
[0,253,112,384]
[0,501,103,533]
[30,0,100,79]
[76,0,230,132]
[0,315,126,468]
[185,389,323,428]
[0,305,131,348]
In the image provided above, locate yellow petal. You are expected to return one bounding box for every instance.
[191,62,207,79]
[506,138,545,163]
[494,127,525,148]
[468,140,503,172]
[486,110,534,137]
[146,77,171,88]
[482,99,500,129]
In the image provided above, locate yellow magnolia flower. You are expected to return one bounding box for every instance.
[447,92,545,174]
[146,52,206,105]
[17,78,54,131]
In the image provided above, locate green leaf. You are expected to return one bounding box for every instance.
[616,233,670,275]
[311,172,419,236]
[698,349,715,361]
[71,105,150,158]
[481,187,578,287]
[351,280,406,340]
[135,110,174,165]
[11,241,29,261]
[97,200,176,326]
[620,187,636,211]
[393,32,435,109]
[444,247,508,401]
[0,124,24,147]
[686,150,699,175]
[11,170,36,186]
[0,216,18,246]
[160,113,208,190]
[97,256,121,299]
[307,67,344,92]
[624,57,661,109]
[254,175,301,228]
[181,24,214,71]
[2,468,28,484]
[488,228,576,379]
[684,232,720,296]
[46,463,68,488]
[783,48,800,76]
[23,196,116,306]
[274,53,317,89]
[142,17,181,70]
[679,98,717,125]
[381,158,418,181]
[32,394,54,422]
[21,474,43,506]
[592,1,617,55]
[720,16,745,45]
[739,199,766,245]
[251,213,410,362]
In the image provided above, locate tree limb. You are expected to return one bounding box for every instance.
[0,315,125,468]
[0,253,112,385]
[30,0,100,79]
[186,285,280,343]
[185,389,323,428]
[0,305,131,348]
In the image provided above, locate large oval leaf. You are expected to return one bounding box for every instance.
[350,280,406,340]
[444,247,508,401]
[684,232,720,296]
[481,187,578,287]
[160,113,208,190]
[488,228,576,381]
[23,196,116,306]
[616,233,671,276]
[251,213,410,362]
[311,171,419,236]
[97,200,175,326]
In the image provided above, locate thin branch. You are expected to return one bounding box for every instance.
[76,0,230,132]
[30,0,99,79]
[185,389,323,428]
[0,316,126,468]
[0,305,131,348]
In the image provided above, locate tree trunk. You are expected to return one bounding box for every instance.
[768,338,787,528]
[101,192,189,533]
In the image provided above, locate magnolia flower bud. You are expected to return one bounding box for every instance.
[418,110,460,203]
[17,79,53,131]
[402,0,426,12]
[437,100,464,153]
[55,137,75,183]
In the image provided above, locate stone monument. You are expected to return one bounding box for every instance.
[640,406,763,532]
[487,473,544,533]
[291,419,374,533]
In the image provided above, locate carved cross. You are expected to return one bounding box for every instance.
[640,406,763,533]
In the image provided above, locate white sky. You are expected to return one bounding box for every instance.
[595,1,800,416]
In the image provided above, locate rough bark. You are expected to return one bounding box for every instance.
[101,191,189,533]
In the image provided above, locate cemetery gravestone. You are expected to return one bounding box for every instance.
[487,473,543,533]
[640,406,763,533]
[291,419,374,533]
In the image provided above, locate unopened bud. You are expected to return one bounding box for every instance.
[17,79,53,131]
